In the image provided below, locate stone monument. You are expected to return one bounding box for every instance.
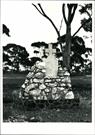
[19,43,74,102]
[45,43,58,78]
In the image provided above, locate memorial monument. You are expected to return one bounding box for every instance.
[19,43,74,101]
[45,43,58,78]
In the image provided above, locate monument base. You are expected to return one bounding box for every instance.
[19,65,74,101]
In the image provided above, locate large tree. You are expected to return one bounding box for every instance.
[32,3,92,72]
[62,4,77,70]
[3,44,29,71]
[32,3,65,68]
[58,4,92,73]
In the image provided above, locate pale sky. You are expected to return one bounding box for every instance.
[1,1,92,57]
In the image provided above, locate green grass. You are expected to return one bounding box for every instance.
[3,73,92,122]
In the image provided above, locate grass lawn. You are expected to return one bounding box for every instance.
[3,73,92,122]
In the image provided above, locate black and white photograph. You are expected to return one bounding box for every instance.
[0,0,95,134]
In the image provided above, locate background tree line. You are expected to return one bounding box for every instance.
[3,40,92,75]
[3,3,92,75]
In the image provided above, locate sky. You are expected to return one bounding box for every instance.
[1,1,92,57]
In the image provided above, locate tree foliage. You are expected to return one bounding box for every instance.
[30,57,42,66]
[32,3,92,74]
[79,4,92,32]
[3,44,29,71]
[81,18,92,32]
[31,42,48,48]
[3,24,11,37]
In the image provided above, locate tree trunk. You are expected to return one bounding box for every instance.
[63,24,71,71]
[62,4,78,71]
[32,4,77,71]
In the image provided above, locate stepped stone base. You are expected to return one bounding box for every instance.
[19,64,74,101]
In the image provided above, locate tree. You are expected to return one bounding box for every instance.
[58,4,92,71]
[62,4,77,70]
[3,44,29,71]
[31,41,48,58]
[77,4,92,74]
[59,4,92,73]
[32,4,78,70]
[79,4,92,32]
[32,3,92,72]
[3,52,12,71]
[3,24,11,37]
[30,57,42,66]
[32,4,64,68]
[31,42,48,48]
[72,4,92,37]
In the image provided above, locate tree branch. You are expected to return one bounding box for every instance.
[79,5,92,18]
[62,4,68,24]
[59,17,63,34]
[32,3,68,68]
[32,3,60,37]
[73,4,92,37]
[32,4,43,15]
[85,9,92,18]
[43,14,60,37]
[67,4,73,23]
[70,4,78,23]
[72,18,91,37]
[38,3,46,15]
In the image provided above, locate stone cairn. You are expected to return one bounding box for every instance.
[19,64,74,101]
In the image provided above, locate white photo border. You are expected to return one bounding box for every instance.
[0,0,95,135]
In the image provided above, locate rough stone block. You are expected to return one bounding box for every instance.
[61,78,66,82]
[64,71,70,76]
[52,94,60,100]
[26,72,34,79]
[21,84,25,89]
[25,83,36,93]
[30,79,33,83]
[33,78,40,83]
[67,83,72,88]
[39,84,46,90]
[44,78,52,83]
[59,83,66,87]
[33,96,37,100]
[63,89,69,94]
[43,96,47,100]
[38,79,44,84]
[42,91,46,96]
[42,69,46,73]
[35,72,45,79]
[45,88,50,93]
[56,78,61,82]
[65,91,74,99]
[24,92,29,97]
[52,87,58,94]
[48,83,57,87]
[57,87,65,91]
[24,79,29,84]
[36,64,45,70]
[29,89,41,96]
[30,65,35,72]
